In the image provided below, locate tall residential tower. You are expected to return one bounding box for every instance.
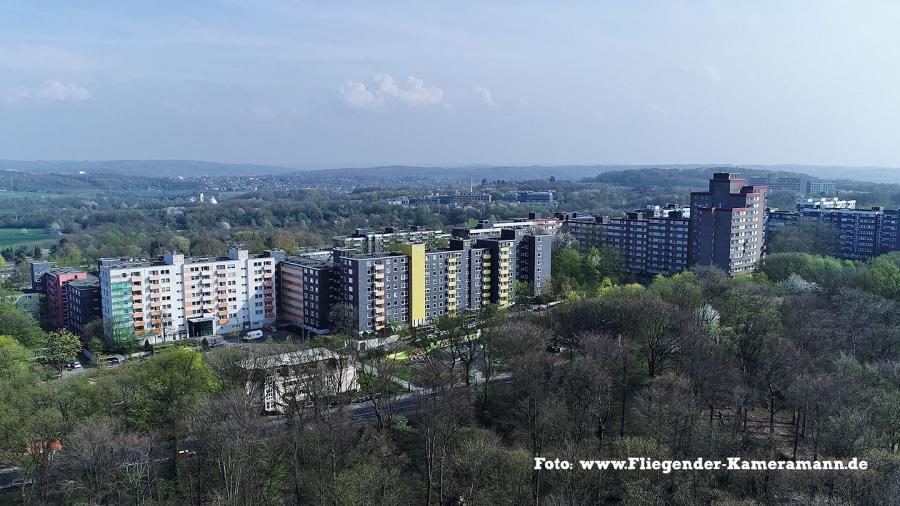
[689,173,767,274]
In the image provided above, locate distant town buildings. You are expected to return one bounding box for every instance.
[747,174,835,196]
[806,179,836,195]
[407,192,492,206]
[451,213,563,240]
[503,190,556,205]
[796,197,856,210]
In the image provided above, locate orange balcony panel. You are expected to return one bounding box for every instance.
[131,296,142,303]
[374,263,384,270]
[264,313,274,319]
[217,310,228,317]
[264,289,273,295]
[219,319,229,325]
[133,312,145,319]
[134,321,145,328]
[264,305,274,312]
[374,315,385,322]
[375,306,384,314]
[218,302,228,309]
[132,303,143,310]
[374,290,384,297]
[263,281,273,288]
[150,328,162,335]
[264,297,273,303]
[151,319,163,325]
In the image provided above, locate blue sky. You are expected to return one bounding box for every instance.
[1,1,899,168]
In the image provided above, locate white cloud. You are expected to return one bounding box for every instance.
[473,85,496,106]
[339,80,383,107]
[339,73,443,108]
[7,80,93,103]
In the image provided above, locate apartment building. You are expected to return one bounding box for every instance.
[796,207,900,260]
[279,229,551,335]
[43,268,89,329]
[332,249,411,333]
[748,175,802,192]
[278,257,334,334]
[332,227,451,253]
[561,209,690,276]
[607,211,690,276]
[689,173,767,275]
[30,260,54,292]
[806,179,836,195]
[99,248,281,345]
[65,277,101,335]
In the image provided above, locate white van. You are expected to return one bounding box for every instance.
[243,330,264,341]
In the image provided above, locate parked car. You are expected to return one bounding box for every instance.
[242,330,264,341]
[209,340,226,348]
[105,356,121,365]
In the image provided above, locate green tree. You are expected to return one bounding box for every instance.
[270,229,298,252]
[44,329,82,372]
[130,347,219,430]
[0,334,30,379]
[0,302,45,348]
[768,220,840,256]
[582,246,624,284]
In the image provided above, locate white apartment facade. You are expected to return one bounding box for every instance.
[99,248,278,345]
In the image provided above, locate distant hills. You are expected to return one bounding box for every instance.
[0,159,298,178]
[0,160,897,184]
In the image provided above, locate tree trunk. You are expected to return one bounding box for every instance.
[769,394,775,433]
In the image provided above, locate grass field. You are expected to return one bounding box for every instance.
[0,228,53,247]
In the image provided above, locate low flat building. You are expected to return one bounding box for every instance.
[241,348,358,413]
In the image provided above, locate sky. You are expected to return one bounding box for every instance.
[1,0,900,169]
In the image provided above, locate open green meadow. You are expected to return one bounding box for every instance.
[0,228,53,247]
